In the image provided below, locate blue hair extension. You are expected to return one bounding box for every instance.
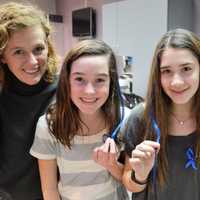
[111,79,125,139]
[151,118,160,200]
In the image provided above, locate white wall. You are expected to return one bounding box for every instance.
[102,0,168,97]
[51,22,65,60]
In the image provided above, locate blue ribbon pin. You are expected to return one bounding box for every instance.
[185,147,197,170]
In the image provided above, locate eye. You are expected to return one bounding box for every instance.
[13,49,25,55]
[75,77,84,82]
[73,77,86,85]
[33,45,46,55]
[96,78,106,83]
[183,66,192,72]
[161,69,171,74]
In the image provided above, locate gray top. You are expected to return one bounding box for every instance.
[30,115,129,200]
[123,103,200,200]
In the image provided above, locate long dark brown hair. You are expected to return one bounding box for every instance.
[47,39,121,148]
[138,28,200,186]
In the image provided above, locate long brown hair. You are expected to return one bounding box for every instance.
[47,39,121,148]
[139,28,200,186]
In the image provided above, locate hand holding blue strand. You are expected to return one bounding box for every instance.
[92,137,123,181]
[129,140,160,184]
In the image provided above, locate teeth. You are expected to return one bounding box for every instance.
[24,68,39,74]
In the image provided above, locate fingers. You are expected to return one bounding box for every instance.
[132,140,160,159]
[98,137,118,154]
[102,137,111,153]
[129,140,160,179]
[109,138,118,153]
[92,137,118,168]
[137,140,160,150]
[108,138,118,164]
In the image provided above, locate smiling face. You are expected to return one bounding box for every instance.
[160,47,200,107]
[69,55,110,118]
[2,25,48,85]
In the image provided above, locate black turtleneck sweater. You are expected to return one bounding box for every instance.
[0,68,57,200]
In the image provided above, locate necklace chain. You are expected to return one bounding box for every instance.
[171,113,192,126]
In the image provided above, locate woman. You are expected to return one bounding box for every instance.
[0,2,59,200]
[122,28,200,200]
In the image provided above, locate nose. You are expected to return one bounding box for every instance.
[170,73,184,87]
[26,53,38,65]
[84,82,95,94]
